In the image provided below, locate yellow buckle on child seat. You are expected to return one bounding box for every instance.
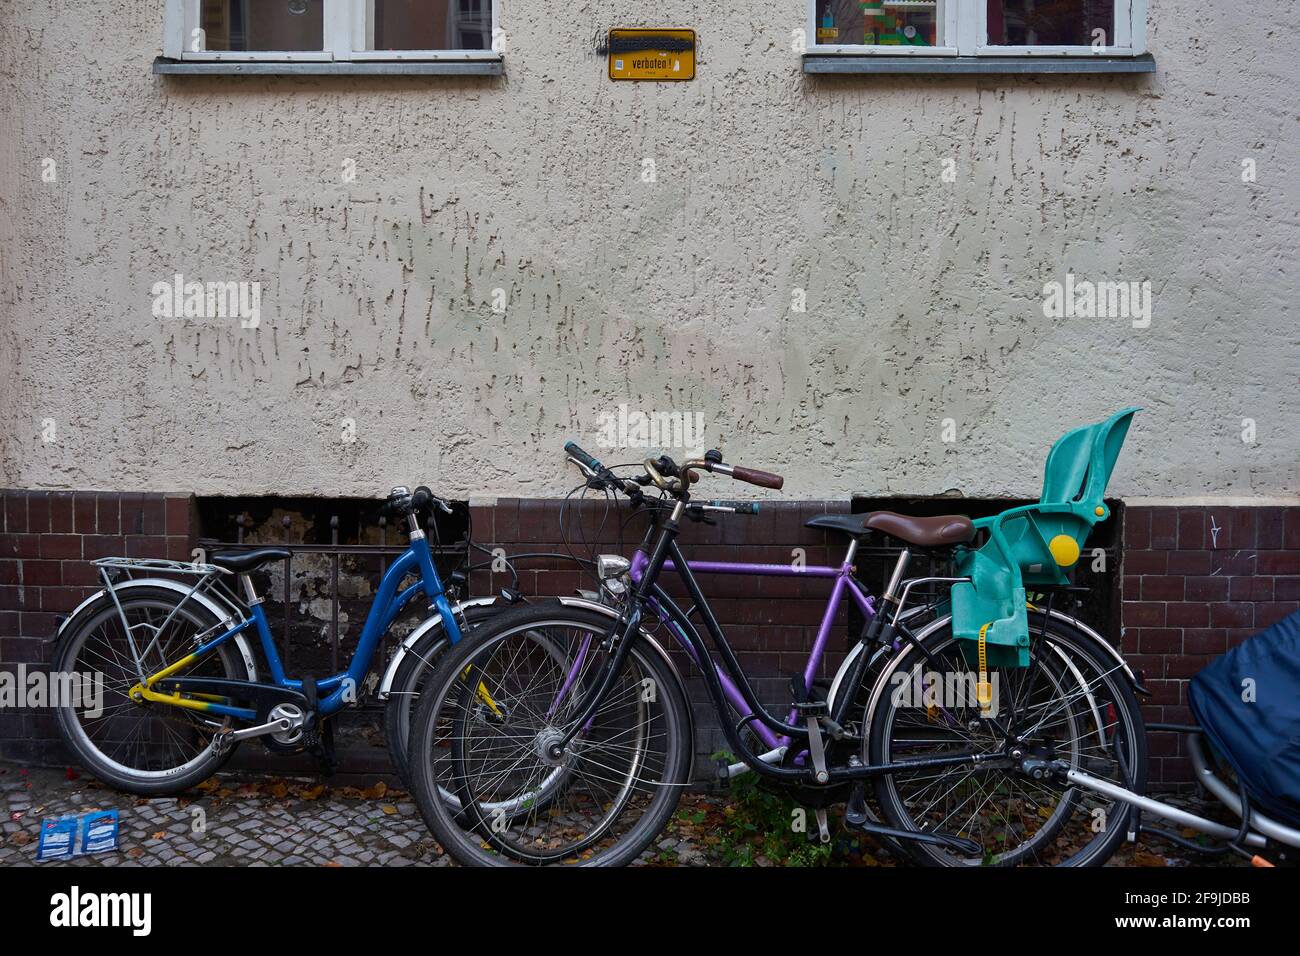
[976,622,994,716]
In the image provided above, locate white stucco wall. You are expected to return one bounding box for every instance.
[0,1,1296,502]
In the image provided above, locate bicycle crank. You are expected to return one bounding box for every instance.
[212,708,306,756]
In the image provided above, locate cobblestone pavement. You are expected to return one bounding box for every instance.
[0,763,1247,867]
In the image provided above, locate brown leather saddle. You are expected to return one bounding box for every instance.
[805,511,975,548]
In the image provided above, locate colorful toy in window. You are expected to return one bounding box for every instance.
[862,2,933,46]
[817,9,839,43]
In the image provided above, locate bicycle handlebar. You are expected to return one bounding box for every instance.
[563,441,782,496]
[563,441,603,475]
[725,465,784,490]
[383,485,453,520]
[702,500,759,515]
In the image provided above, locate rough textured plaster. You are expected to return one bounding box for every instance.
[0,1,1296,500]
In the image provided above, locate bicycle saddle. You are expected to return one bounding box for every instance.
[804,511,975,547]
[209,547,292,573]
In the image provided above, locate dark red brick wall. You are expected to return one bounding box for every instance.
[1123,505,1300,785]
[4,491,1296,792]
[0,491,196,761]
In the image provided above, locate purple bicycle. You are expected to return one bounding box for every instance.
[406,444,1146,866]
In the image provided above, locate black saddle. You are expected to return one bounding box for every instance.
[209,547,292,573]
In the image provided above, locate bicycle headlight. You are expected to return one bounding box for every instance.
[596,554,632,581]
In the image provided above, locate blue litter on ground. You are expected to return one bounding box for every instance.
[36,809,121,861]
[79,809,120,854]
[36,816,78,861]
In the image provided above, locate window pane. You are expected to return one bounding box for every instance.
[986,0,1114,46]
[200,1,324,52]
[814,0,939,47]
[361,0,492,51]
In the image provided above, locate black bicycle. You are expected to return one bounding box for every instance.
[406,443,1147,866]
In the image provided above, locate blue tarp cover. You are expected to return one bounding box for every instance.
[1189,610,1300,828]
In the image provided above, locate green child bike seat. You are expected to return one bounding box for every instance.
[949,407,1139,668]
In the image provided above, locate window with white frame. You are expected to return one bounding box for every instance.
[166,0,499,60]
[809,1,1147,56]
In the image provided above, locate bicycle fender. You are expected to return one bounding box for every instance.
[375,596,500,700]
[49,577,258,682]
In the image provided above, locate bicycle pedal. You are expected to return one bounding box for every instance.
[845,784,868,828]
[306,716,337,777]
[792,699,828,717]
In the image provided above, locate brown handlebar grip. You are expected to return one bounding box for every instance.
[730,466,784,490]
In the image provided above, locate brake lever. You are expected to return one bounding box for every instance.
[567,455,598,479]
[684,504,717,525]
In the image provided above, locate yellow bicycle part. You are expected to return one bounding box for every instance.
[976,622,994,716]
[460,664,504,718]
[128,652,222,712]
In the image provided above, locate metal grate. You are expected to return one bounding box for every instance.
[196,502,468,713]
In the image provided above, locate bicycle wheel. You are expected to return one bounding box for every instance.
[54,586,249,795]
[408,602,692,866]
[867,612,1147,866]
[383,602,499,788]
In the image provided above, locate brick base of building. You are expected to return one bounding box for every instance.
[2,490,1297,789]
[1120,506,1299,784]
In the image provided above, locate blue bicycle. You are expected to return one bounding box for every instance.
[53,485,479,795]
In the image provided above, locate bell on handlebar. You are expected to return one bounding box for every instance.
[705,450,723,466]
[653,455,678,477]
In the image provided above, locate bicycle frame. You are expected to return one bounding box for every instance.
[551,502,990,787]
[132,536,463,722]
[630,546,874,753]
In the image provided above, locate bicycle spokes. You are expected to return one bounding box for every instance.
[435,624,675,862]
[64,599,234,777]
[876,630,1141,865]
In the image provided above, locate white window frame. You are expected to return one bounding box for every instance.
[807,0,1147,57]
[164,0,502,61]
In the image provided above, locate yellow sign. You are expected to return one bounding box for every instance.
[608,29,696,81]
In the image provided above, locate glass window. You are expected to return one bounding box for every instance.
[199,0,325,52]
[985,0,1115,47]
[805,0,1143,56]
[359,0,491,52]
[176,0,502,60]
[814,0,940,48]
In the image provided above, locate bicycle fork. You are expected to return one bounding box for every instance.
[550,500,684,757]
